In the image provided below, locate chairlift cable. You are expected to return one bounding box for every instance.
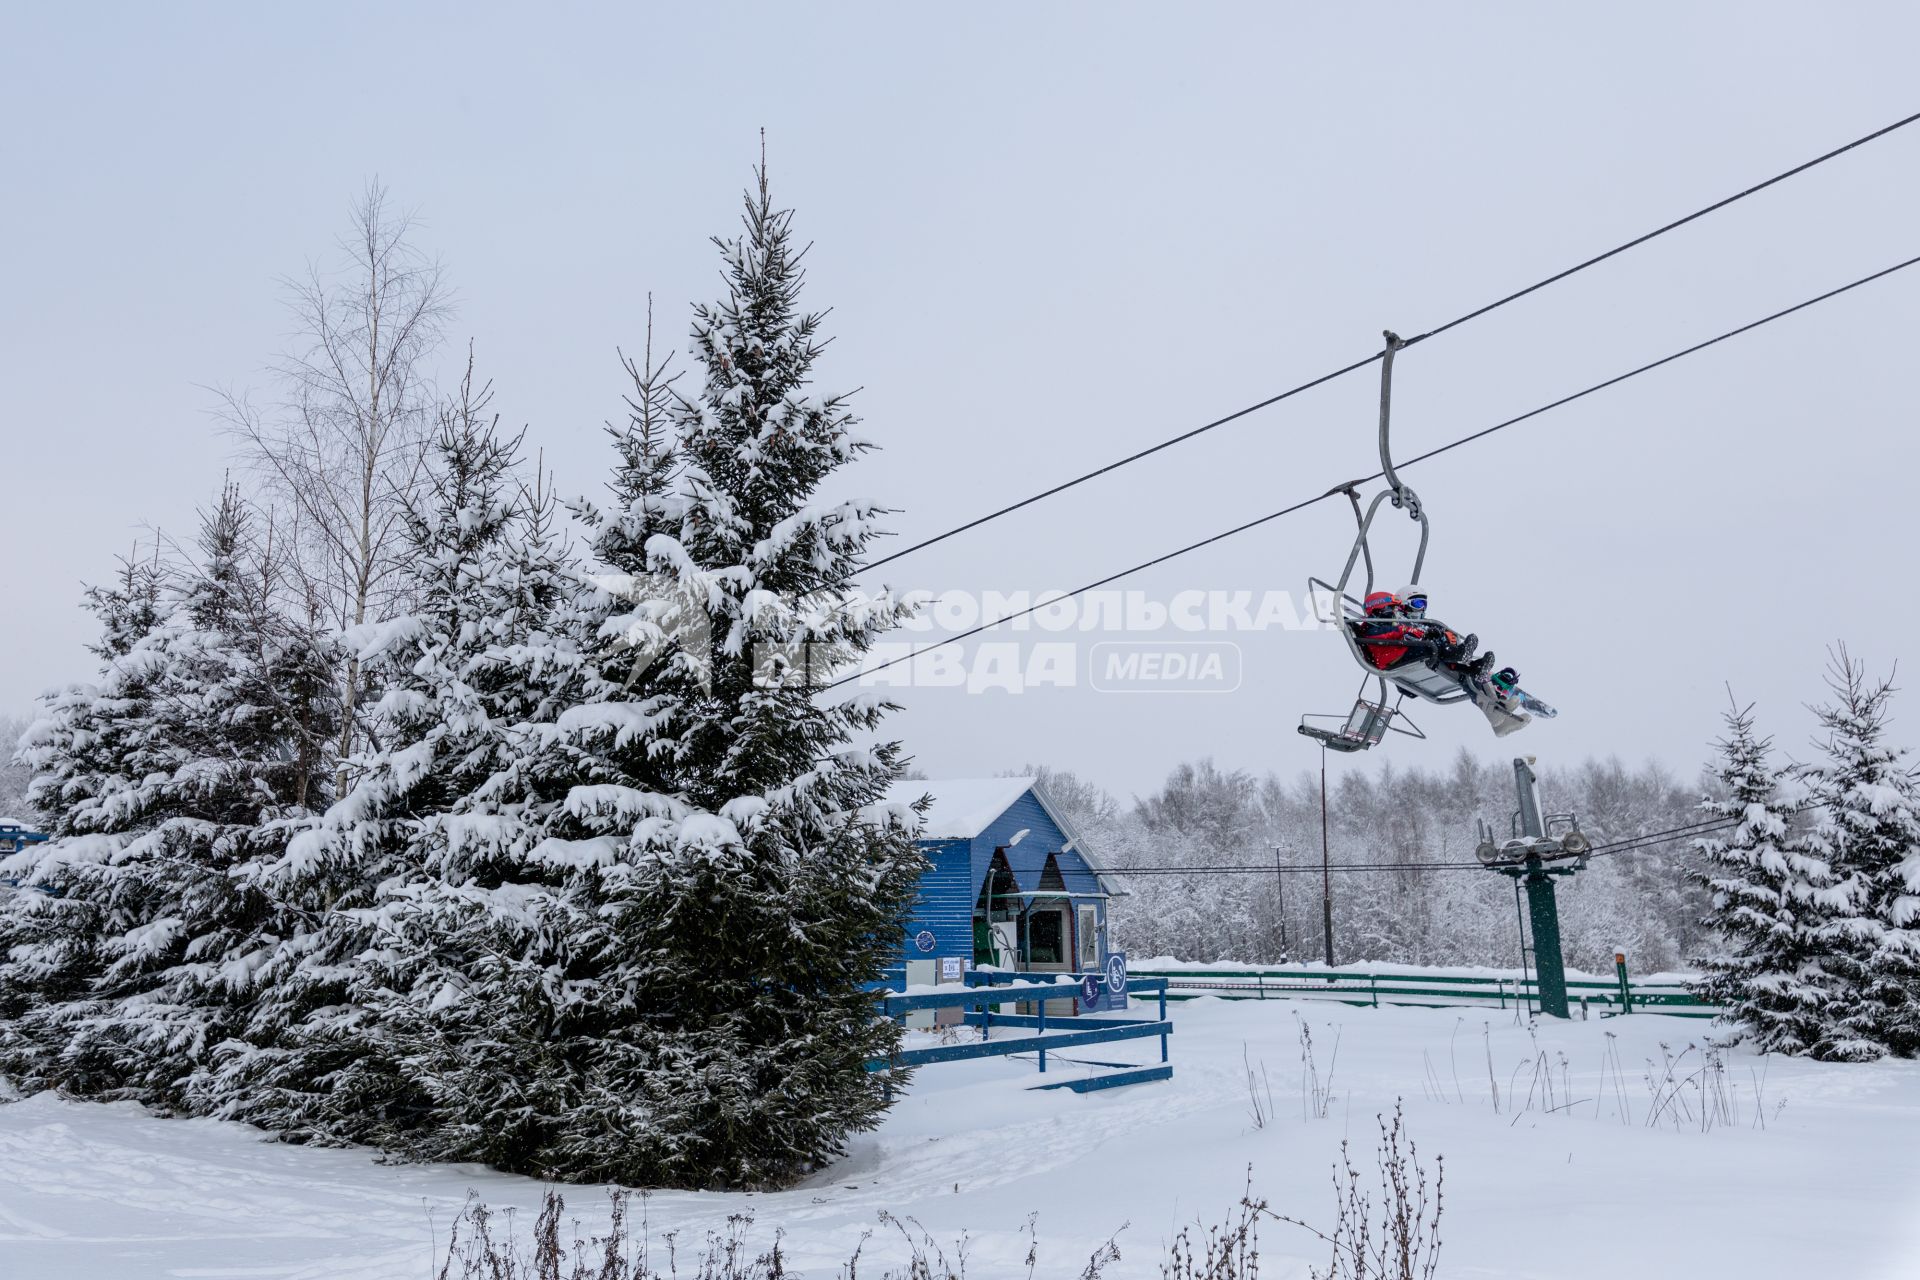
[1400,107,1920,346]
[858,350,1386,576]
[1082,867,1482,875]
[1097,805,1834,877]
[1586,812,1770,859]
[1582,804,1832,858]
[824,253,1920,689]
[855,109,1920,579]
[1388,253,1920,476]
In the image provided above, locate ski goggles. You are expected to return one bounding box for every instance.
[1403,593,1428,612]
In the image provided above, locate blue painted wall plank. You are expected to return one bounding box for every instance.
[906,839,974,962]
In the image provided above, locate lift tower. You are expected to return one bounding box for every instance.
[1474,758,1591,1019]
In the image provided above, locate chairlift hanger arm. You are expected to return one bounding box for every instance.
[1377,330,1418,521]
[1328,488,1429,604]
[1341,485,1373,601]
[1321,333,1430,607]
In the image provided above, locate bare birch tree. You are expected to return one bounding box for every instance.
[220,181,452,782]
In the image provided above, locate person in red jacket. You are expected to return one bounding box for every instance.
[1352,590,1411,668]
[1352,590,1460,670]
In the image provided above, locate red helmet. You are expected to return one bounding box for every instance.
[1362,590,1401,618]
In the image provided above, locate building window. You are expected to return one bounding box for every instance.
[1078,904,1099,969]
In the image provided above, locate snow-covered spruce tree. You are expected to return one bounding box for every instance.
[1798,649,1920,1060]
[216,361,586,1144]
[93,487,340,1106]
[226,330,697,1168]
[324,407,591,1160]
[0,493,339,1103]
[502,169,924,1189]
[1688,696,1836,1054]
[307,302,715,1171]
[0,547,169,1078]
[346,317,698,1169]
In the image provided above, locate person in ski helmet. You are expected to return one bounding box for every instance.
[1391,584,1482,673]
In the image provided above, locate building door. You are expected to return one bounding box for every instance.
[1077,903,1100,971]
[1025,905,1075,1017]
[1027,908,1067,968]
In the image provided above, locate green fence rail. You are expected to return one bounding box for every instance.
[1130,966,1720,1019]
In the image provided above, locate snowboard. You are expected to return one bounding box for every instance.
[1507,687,1557,718]
[1485,676,1556,719]
[1462,666,1557,719]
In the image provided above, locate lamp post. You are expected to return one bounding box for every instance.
[1271,843,1289,959]
[1320,745,1335,967]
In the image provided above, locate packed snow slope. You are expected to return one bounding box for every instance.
[2,999,1917,1278]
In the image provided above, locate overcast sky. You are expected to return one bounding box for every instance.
[4,4,1916,800]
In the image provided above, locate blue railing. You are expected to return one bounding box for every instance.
[867,974,1174,1094]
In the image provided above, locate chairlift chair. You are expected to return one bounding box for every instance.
[1299,332,1469,751]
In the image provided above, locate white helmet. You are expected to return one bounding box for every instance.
[1398,584,1428,617]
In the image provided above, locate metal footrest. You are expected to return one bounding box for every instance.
[1297,723,1376,752]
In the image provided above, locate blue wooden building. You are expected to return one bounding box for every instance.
[884,777,1124,978]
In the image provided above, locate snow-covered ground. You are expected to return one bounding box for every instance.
[3,999,1918,1278]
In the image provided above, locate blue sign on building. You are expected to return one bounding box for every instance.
[1079,951,1128,1013]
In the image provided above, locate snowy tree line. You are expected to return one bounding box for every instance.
[0,168,926,1188]
[1023,754,1712,974]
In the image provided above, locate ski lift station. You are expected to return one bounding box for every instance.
[884,778,1124,978]
[871,779,1171,1096]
